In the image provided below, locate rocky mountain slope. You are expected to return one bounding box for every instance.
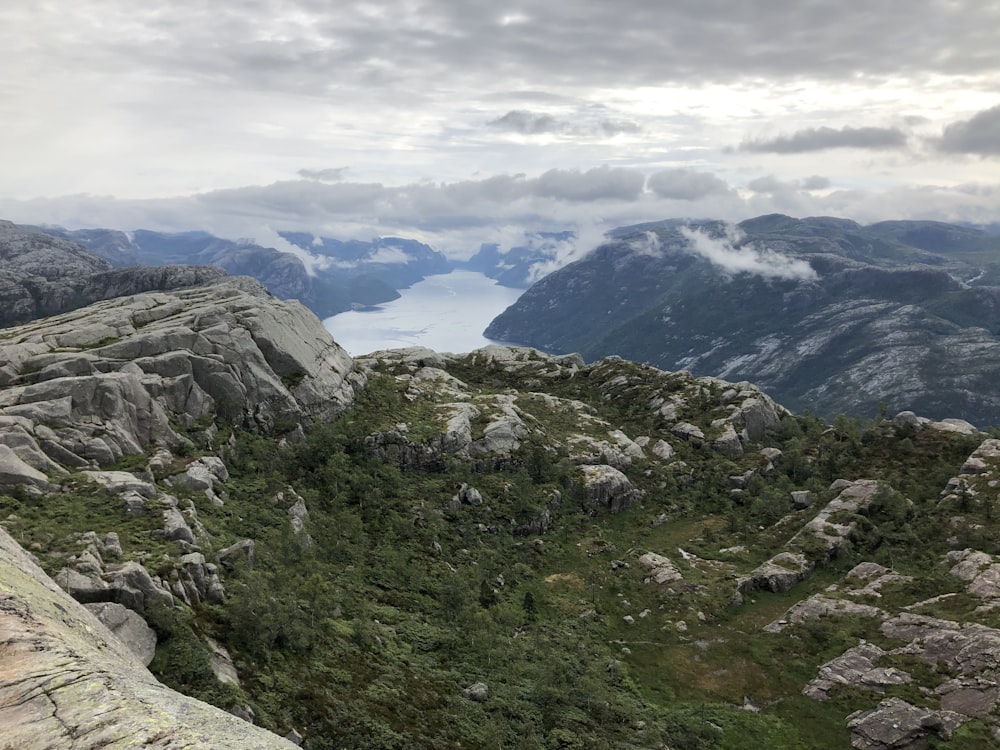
[485,214,1000,426]
[3,280,1000,748]
[0,524,299,749]
[0,220,241,328]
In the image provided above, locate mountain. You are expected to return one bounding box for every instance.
[485,214,1000,426]
[3,279,1000,748]
[278,232,452,290]
[0,220,239,328]
[33,226,408,319]
[460,230,577,288]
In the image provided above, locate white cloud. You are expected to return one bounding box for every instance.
[367,246,413,264]
[252,225,331,276]
[679,225,819,281]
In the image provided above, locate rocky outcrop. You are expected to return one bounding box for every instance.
[846,697,956,749]
[0,525,298,749]
[0,281,361,473]
[764,594,886,633]
[805,642,912,702]
[948,548,1000,607]
[737,480,883,598]
[0,220,246,328]
[576,464,637,514]
[772,553,1000,744]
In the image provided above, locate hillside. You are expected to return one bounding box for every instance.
[3,282,1000,748]
[485,214,1000,426]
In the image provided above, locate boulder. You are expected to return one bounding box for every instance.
[928,418,978,435]
[206,636,241,687]
[287,496,308,528]
[846,697,948,749]
[83,602,157,666]
[162,507,196,545]
[576,464,637,514]
[790,490,814,509]
[650,439,675,460]
[0,443,51,491]
[892,411,925,433]
[102,561,174,613]
[729,395,783,441]
[81,470,157,498]
[670,422,705,441]
[218,539,256,571]
[454,483,483,506]
[738,552,812,596]
[711,423,743,458]
[462,682,489,702]
[469,396,529,455]
[638,552,683,585]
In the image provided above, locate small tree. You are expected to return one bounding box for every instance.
[522,590,537,621]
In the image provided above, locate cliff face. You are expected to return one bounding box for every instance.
[0,524,299,749]
[0,280,361,483]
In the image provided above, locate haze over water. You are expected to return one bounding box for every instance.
[323,270,523,356]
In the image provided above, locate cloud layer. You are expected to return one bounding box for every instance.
[0,1,998,243]
[740,126,908,153]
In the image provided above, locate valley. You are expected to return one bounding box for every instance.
[1,278,999,748]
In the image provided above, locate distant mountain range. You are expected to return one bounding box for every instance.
[38,226,458,319]
[22,224,584,314]
[459,230,577,288]
[486,214,1000,426]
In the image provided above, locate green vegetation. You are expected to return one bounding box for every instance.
[3,353,997,748]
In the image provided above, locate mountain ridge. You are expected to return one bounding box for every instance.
[485,214,1000,426]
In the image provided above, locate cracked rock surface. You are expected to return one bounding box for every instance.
[0,525,296,749]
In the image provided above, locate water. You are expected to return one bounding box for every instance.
[322,270,524,356]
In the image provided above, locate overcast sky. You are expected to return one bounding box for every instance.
[2,0,999,257]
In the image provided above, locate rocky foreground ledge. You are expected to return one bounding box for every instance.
[0,525,298,749]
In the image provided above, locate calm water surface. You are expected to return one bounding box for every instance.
[322,270,524,356]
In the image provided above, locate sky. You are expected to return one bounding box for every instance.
[2,0,999,260]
